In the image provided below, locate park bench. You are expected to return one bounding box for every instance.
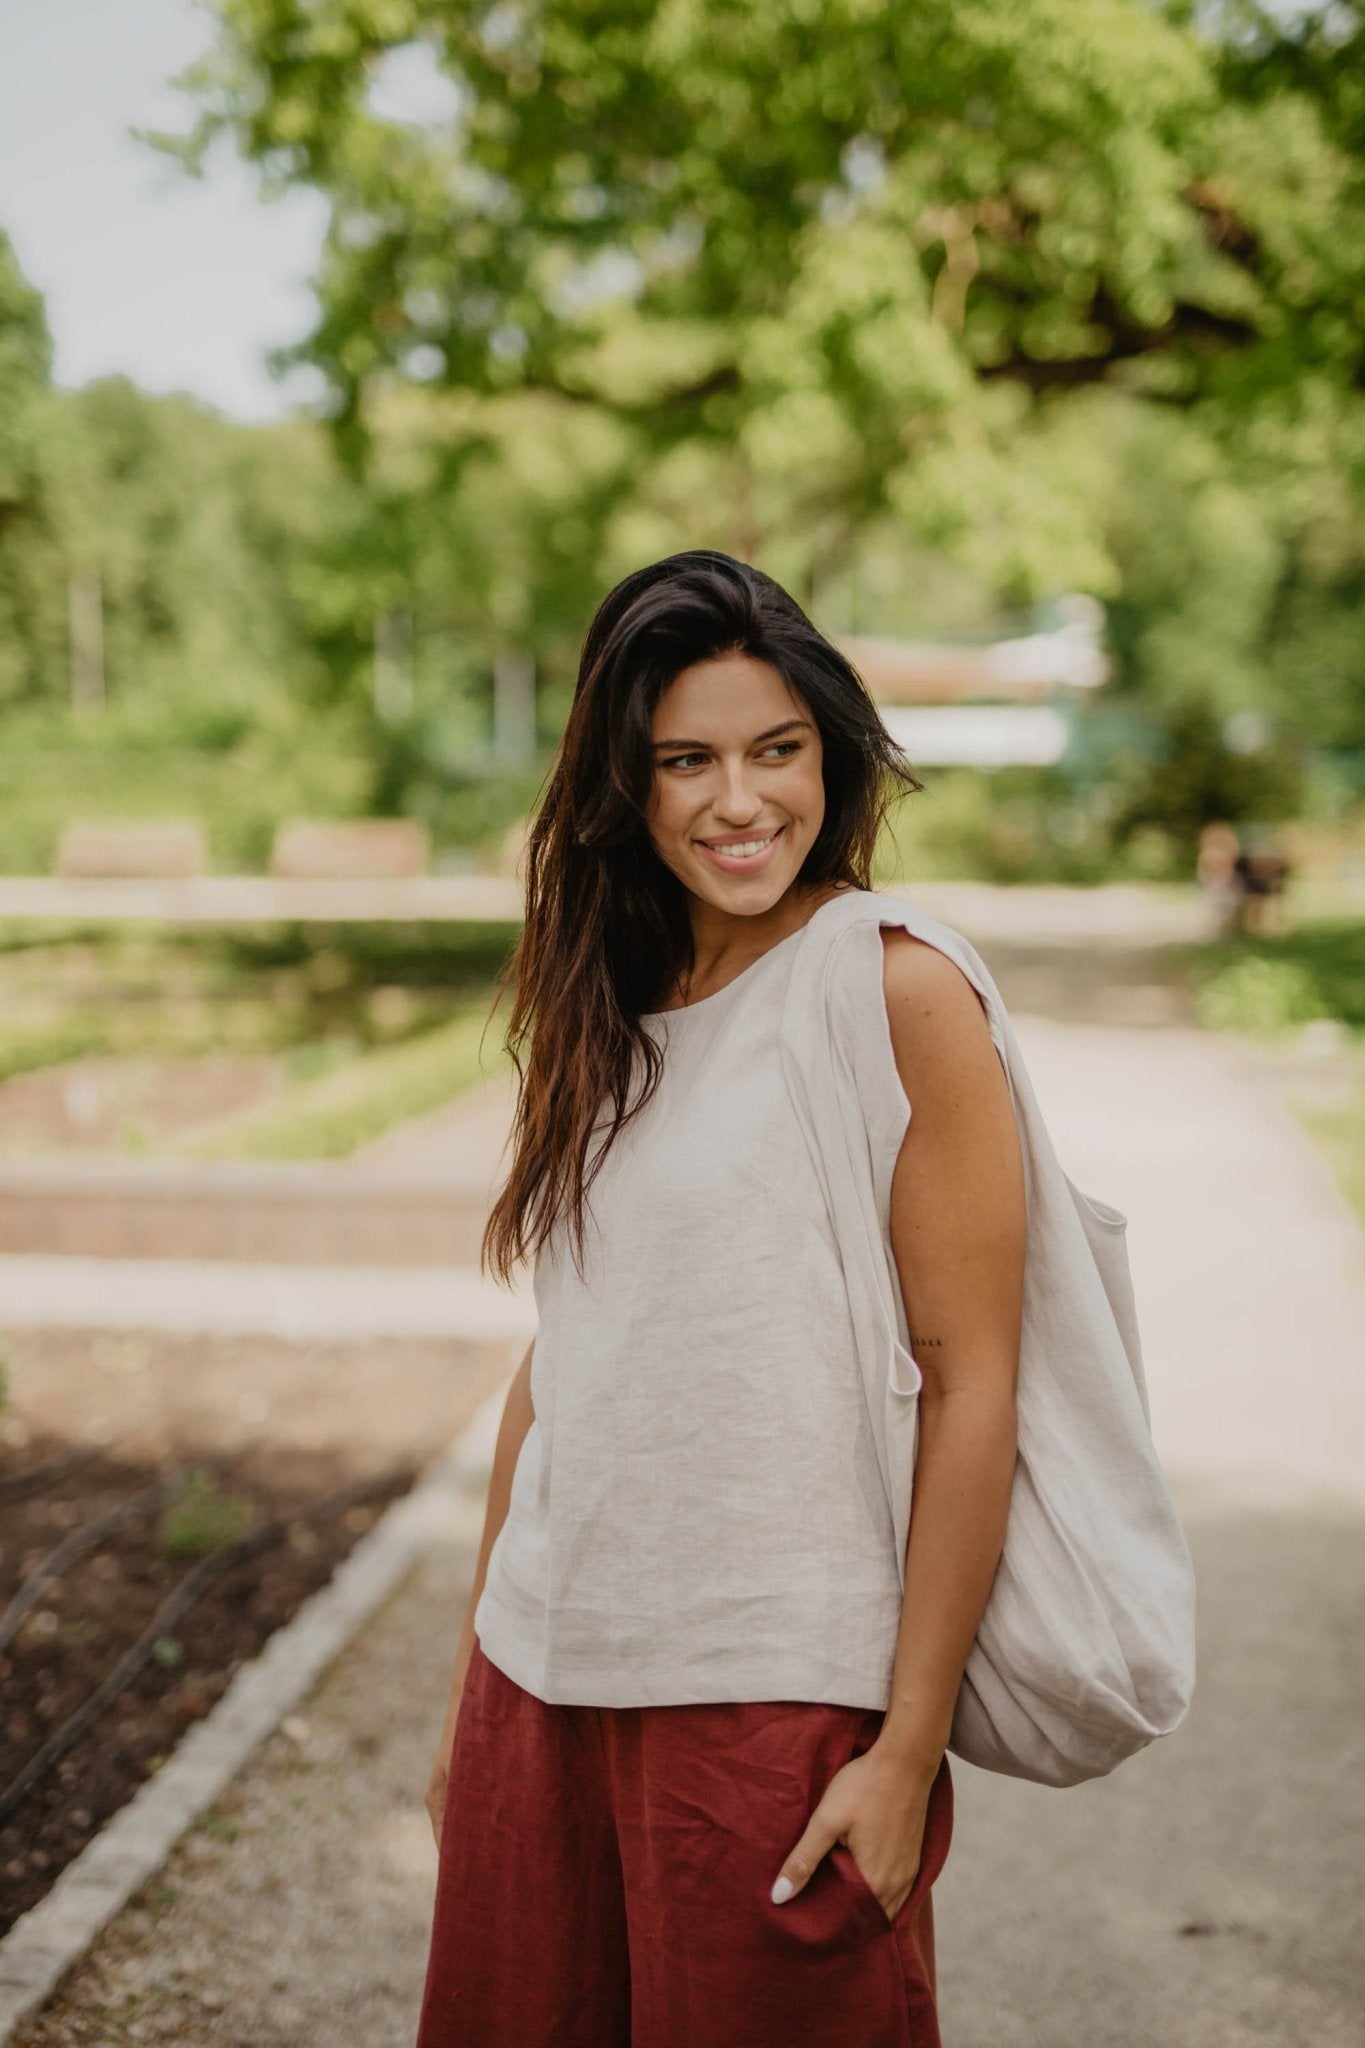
[268,819,432,880]
[55,819,206,879]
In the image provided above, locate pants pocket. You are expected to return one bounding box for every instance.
[830,1739,953,1935]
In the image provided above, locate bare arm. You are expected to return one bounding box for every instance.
[424,1335,537,1845]
[772,929,1024,1916]
[875,930,1025,1772]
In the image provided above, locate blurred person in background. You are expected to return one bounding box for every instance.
[1197,820,1245,939]
[1198,819,1292,940]
[413,551,1026,2047]
[1232,825,1292,938]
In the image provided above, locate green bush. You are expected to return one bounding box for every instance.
[1193,956,1328,1038]
[1188,917,1365,1040]
[1107,700,1303,860]
[877,766,1151,886]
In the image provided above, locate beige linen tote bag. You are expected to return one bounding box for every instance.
[779,889,1197,1787]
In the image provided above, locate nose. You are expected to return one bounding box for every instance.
[711,757,764,825]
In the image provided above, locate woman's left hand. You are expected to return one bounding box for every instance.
[769,1740,938,1923]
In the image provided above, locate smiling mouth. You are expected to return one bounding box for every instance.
[696,826,786,869]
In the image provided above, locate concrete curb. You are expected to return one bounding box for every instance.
[0,1368,512,2043]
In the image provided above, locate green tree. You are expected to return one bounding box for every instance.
[0,229,65,703]
[165,0,1365,596]
[48,376,335,725]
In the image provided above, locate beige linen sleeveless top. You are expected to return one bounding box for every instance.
[473,885,923,1709]
[475,884,1196,1773]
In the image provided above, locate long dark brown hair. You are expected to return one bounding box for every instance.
[480,549,922,1285]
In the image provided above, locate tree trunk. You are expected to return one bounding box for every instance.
[492,650,536,767]
[373,608,414,723]
[68,569,104,709]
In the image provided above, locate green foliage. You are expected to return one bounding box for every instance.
[0,699,373,874]
[0,920,516,1092]
[1190,915,1365,1037]
[167,0,1365,572]
[5,4,1365,871]
[0,229,65,704]
[1095,390,1365,758]
[877,767,1137,886]
[159,1470,254,1558]
[1194,954,1327,1035]
[1107,698,1304,854]
[47,378,336,713]
[0,331,343,714]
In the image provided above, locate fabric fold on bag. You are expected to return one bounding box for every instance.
[778,889,1196,1787]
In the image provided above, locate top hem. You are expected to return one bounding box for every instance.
[474,1623,893,1713]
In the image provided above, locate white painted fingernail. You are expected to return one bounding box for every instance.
[770,1875,795,1904]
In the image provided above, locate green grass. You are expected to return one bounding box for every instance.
[1183,906,1365,1228]
[1185,913,1365,1040]
[1295,1076,1365,1232]
[171,997,511,1160]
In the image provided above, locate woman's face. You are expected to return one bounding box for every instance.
[644,653,826,917]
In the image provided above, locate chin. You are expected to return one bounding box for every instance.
[685,858,803,914]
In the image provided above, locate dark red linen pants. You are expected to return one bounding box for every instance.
[414,1637,954,2048]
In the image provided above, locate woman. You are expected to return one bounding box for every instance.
[414,550,1026,2048]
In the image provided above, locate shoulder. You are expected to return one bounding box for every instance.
[878,923,985,1013]
[808,890,994,1048]
[876,923,1000,1092]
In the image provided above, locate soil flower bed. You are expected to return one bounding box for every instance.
[0,1427,418,1933]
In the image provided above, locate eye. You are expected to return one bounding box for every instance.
[660,751,708,770]
[762,740,802,759]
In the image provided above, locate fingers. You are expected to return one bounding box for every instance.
[770,1810,840,1905]
[426,1769,448,1851]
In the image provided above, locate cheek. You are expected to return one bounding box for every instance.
[644,780,678,834]
[796,757,826,824]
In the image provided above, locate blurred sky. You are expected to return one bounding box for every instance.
[0,0,330,421]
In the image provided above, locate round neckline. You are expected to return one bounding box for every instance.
[642,888,858,1021]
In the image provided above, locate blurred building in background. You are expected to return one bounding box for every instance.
[844,595,1108,770]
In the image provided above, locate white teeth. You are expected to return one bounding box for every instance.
[709,837,772,858]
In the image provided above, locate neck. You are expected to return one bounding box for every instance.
[684,881,846,977]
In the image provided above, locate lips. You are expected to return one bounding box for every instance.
[696,825,786,873]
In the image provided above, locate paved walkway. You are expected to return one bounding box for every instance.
[936,1016,1365,2048]
[1016,1014,1365,1505]
[10,900,1365,2046]
[0,1253,535,1341]
[0,875,524,924]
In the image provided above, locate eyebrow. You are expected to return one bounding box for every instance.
[651,718,815,751]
